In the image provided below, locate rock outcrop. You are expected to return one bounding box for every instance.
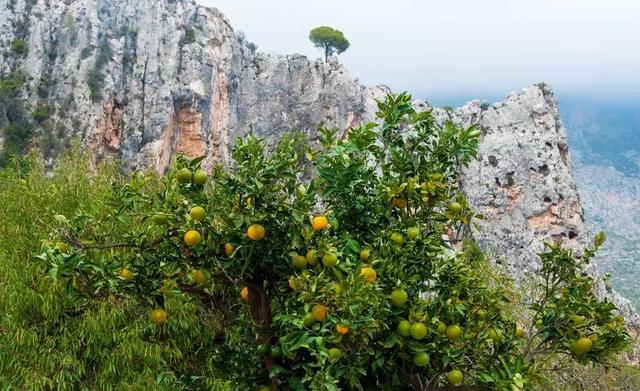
[1,0,636,320]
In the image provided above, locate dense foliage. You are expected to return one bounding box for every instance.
[309,26,350,61]
[0,94,633,390]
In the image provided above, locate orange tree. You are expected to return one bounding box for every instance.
[37,93,628,390]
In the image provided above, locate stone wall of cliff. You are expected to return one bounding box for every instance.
[1,0,635,320]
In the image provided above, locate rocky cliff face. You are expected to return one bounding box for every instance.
[1,0,636,320]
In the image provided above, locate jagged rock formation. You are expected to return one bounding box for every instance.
[1,0,636,321]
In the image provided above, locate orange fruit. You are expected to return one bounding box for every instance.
[515,327,526,338]
[288,276,302,290]
[397,320,411,337]
[311,304,328,322]
[192,169,208,186]
[189,206,206,221]
[390,288,408,307]
[192,269,207,285]
[241,286,249,301]
[328,347,342,363]
[447,201,463,214]
[184,230,202,246]
[56,242,69,253]
[410,323,427,340]
[446,325,462,341]
[359,249,370,262]
[322,252,338,267]
[311,216,329,231]
[305,250,318,266]
[336,324,349,334]
[392,198,407,208]
[150,308,167,325]
[152,214,168,225]
[292,254,307,270]
[447,370,463,385]
[360,267,377,283]
[413,352,430,367]
[407,226,420,240]
[118,268,134,281]
[569,337,593,357]
[177,168,192,184]
[390,232,404,246]
[487,327,501,343]
[247,224,265,240]
[224,242,234,256]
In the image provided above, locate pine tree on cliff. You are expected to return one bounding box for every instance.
[309,26,350,61]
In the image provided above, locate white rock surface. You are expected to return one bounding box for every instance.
[1,0,635,321]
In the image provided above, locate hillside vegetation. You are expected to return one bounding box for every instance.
[0,96,637,390]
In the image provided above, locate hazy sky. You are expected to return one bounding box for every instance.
[199,0,640,103]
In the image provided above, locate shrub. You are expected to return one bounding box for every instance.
[10,38,28,57]
[18,93,628,390]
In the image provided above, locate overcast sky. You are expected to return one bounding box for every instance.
[199,0,640,104]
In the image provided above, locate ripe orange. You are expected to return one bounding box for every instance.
[224,242,234,256]
[150,308,167,325]
[246,224,265,241]
[569,337,593,357]
[177,168,192,184]
[189,206,206,221]
[413,352,430,367]
[359,249,370,262]
[305,250,318,266]
[447,370,464,385]
[184,230,202,246]
[311,216,329,231]
[390,288,408,307]
[192,269,207,285]
[192,169,208,186]
[292,254,307,270]
[311,304,328,322]
[336,324,349,334]
[241,286,249,301]
[118,268,134,281]
[322,252,338,267]
[360,267,377,283]
[410,323,427,340]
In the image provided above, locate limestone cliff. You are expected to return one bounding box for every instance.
[1,0,635,320]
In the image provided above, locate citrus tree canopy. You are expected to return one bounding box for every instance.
[27,93,629,390]
[309,26,350,61]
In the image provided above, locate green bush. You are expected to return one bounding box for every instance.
[10,38,28,57]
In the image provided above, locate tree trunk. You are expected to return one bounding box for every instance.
[246,278,279,389]
[324,44,330,62]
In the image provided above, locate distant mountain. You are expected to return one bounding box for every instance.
[558,96,640,310]
[559,96,640,177]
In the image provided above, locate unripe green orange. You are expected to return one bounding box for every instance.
[390,288,408,307]
[410,323,427,340]
[177,168,192,184]
[446,325,462,341]
[192,169,208,186]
